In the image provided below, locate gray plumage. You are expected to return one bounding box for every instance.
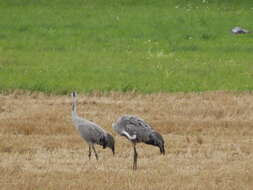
[112,115,165,170]
[71,92,114,160]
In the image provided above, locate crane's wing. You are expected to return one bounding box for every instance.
[114,115,153,142]
[77,119,106,145]
[127,116,152,129]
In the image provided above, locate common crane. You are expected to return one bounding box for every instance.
[112,115,165,170]
[71,92,115,160]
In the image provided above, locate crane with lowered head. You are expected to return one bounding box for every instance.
[112,115,165,170]
[71,91,115,160]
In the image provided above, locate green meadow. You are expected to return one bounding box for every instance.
[0,0,253,94]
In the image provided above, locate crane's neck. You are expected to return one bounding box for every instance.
[72,97,78,118]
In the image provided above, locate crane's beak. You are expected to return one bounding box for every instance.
[112,147,115,155]
[160,144,165,155]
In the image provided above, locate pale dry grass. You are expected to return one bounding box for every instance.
[0,91,253,190]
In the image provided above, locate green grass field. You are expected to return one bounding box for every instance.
[0,0,253,94]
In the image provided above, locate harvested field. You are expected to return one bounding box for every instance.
[0,91,252,190]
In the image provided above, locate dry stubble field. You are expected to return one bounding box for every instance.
[0,91,253,190]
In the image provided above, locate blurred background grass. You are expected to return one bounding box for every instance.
[0,0,253,94]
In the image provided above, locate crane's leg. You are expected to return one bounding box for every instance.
[92,145,99,161]
[88,145,92,160]
[133,144,138,170]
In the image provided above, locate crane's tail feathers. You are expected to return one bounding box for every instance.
[121,130,136,140]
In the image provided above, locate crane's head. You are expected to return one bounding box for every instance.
[146,131,165,155]
[153,131,165,155]
[106,133,115,155]
[71,91,77,98]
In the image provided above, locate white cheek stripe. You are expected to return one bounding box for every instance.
[122,130,136,140]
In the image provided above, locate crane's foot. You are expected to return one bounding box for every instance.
[133,162,137,170]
